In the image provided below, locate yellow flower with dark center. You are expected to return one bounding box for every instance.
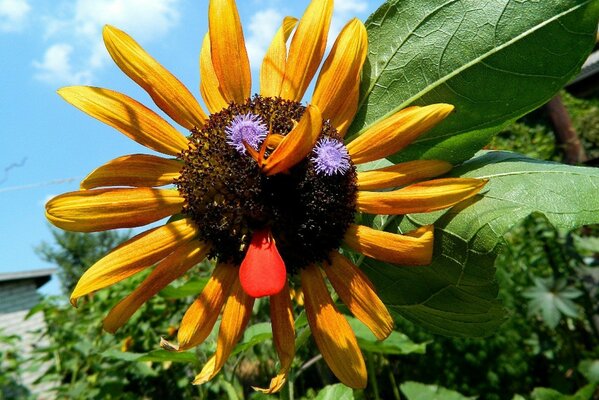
[45,0,487,392]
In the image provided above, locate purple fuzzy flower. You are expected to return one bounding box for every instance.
[312,137,350,176]
[226,113,268,154]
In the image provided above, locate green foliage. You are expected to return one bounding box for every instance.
[522,277,582,329]
[360,151,599,337]
[400,381,475,400]
[348,0,599,164]
[0,331,32,400]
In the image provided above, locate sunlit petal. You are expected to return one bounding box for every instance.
[177,263,238,350]
[103,240,209,333]
[357,178,487,215]
[46,188,185,232]
[58,86,188,156]
[357,160,453,191]
[325,252,393,340]
[347,104,454,164]
[260,17,298,98]
[301,264,366,389]
[280,0,333,101]
[208,0,251,103]
[312,19,367,136]
[103,25,207,130]
[193,276,255,384]
[70,218,198,305]
[80,154,181,190]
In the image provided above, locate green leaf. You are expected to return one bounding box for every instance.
[400,381,475,400]
[100,349,197,364]
[349,0,599,164]
[522,277,582,328]
[530,384,597,400]
[231,322,272,356]
[159,277,208,299]
[363,151,599,337]
[347,317,427,355]
[314,383,354,400]
[578,359,599,384]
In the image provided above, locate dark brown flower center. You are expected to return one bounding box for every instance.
[176,95,357,273]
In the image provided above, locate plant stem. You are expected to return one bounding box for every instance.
[366,352,380,400]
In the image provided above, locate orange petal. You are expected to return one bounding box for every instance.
[347,104,454,164]
[345,224,434,266]
[193,276,255,384]
[80,154,181,190]
[312,19,367,136]
[208,0,251,104]
[200,34,229,114]
[262,105,322,175]
[357,178,487,215]
[70,218,198,305]
[58,86,188,156]
[260,17,298,98]
[325,252,393,340]
[280,0,333,101]
[103,25,207,130]
[357,160,453,191]
[177,263,238,350]
[254,283,295,393]
[301,264,366,389]
[46,188,185,232]
[103,239,209,333]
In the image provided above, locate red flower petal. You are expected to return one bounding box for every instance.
[239,229,287,298]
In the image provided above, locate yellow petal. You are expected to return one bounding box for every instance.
[103,240,209,333]
[301,264,366,389]
[103,25,207,130]
[262,105,322,175]
[46,188,185,232]
[357,178,488,215]
[193,276,255,385]
[347,104,454,164]
[80,154,181,190]
[200,34,229,114]
[70,218,198,305]
[280,0,333,101]
[58,86,188,156]
[209,0,251,104]
[177,263,238,350]
[344,224,434,266]
[312,19,367,136]
[325,252,393,340]
[254,283,295,394]
[357,160,453,191]
[260,17,298,98]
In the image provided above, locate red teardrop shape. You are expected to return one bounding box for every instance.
[239,229,287,298]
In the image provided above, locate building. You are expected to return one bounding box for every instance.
[0,268,56,398]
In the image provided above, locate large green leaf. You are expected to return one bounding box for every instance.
[348,0,599,164]
[361,151,599,337]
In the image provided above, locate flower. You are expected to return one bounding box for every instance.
[45,0,487,392]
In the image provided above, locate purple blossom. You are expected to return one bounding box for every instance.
[225,113,268,154]
[311,137,351,176]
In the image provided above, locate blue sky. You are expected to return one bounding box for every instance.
[0,0,377,294]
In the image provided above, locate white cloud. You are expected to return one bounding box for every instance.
[335,0,368,13]
[33,43,92,85]
[245,8,283,69]
[0,0,30,32]
[34,0,180,85]
[330,0,369,48]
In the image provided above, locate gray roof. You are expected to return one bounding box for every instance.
[0,268,57,288]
